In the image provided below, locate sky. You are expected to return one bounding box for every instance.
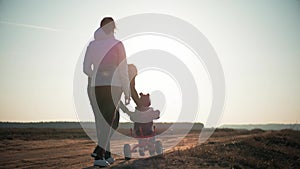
[0,0,299,125]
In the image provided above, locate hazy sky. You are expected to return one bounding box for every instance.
[0,0,299,125]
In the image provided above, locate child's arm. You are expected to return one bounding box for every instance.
[153,110,160,119]
[149,108,160,120]
[119,101,133,115]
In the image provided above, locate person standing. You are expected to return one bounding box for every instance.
[83,17,130,167]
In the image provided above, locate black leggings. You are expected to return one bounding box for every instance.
[88,83,122,154]
[94,86,121,131]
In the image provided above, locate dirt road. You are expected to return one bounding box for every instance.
[0,129,299,168]
[0,132,194,169]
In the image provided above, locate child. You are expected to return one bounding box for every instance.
[120,93,160,155]
[121,93,160,135]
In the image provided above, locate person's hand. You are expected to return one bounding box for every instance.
[125,97,130,105]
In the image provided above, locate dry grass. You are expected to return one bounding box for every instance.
[112,129,300,169]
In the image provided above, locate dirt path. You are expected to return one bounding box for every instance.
[0,132,253,169]
[1,130,299,168]
[0,133,193,169]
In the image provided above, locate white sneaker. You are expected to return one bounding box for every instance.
[94,158,110,167]
[106,157,115,164]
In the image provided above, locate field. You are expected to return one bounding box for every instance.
[0,128,299,168]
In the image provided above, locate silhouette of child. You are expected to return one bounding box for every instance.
[120,93,160,135]
[120,93,160,155]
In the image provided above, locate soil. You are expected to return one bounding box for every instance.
[0,128,299,169]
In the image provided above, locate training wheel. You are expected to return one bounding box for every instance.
[123,144,131,160]
[155,141,163,155]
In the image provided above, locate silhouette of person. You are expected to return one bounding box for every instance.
[83,17,131,167]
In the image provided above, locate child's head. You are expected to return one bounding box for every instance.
[139,93,151,107]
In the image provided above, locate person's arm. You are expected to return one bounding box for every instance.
[83,44,93,77]
[119,101,133,115]
[153,110,160,119]
[150,108,160,119]
[117,42,131,104]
